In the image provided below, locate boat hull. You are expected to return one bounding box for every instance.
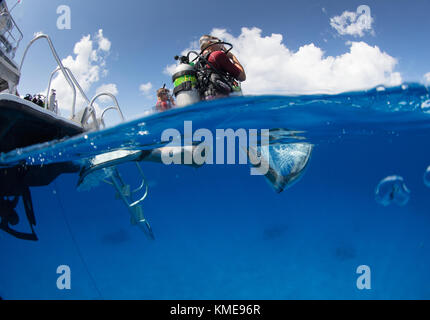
[0,93,84,154]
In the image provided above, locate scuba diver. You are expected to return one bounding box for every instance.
[198,35,246,99]
[171,35,246,107]
[155,85,175,112]
[170,35,313,194]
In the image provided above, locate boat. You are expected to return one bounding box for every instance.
[0,1,154,241]
[0,94,84,153]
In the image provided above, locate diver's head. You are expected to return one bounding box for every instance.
[199,35,224,52]
[157,87,170,101]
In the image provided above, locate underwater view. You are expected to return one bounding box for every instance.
[1,0,430,304]
[1,84,430,299]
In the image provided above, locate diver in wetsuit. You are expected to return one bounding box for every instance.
[197,35,246,100]
[155,86,176,112]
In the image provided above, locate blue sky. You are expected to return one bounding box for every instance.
[6,0,430,119]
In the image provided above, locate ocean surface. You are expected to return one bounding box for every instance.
[1,83,430,299]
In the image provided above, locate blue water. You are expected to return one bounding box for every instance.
[1,84,430,299]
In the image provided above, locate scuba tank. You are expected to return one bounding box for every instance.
[24,93,45,108]
[47,89,58,113]
[172,55,201,107]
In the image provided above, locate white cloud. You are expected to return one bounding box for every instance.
[139,82,153,96]
[164,40,200,76]
[95,29,111,52]
[95,83,119,102]
[424,72,430,85]
[164,63,177,76]
[47,30,112,118]
[181,27,401,95]
[330,6,374,37]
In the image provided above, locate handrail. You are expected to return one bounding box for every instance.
[47,66,91,104]
[100,106,117,119]
[19,34,77,117]
[9,13,23,47]
[109,171,153,240]
[46,66,92,117]
[0,7,23,59]
[20,34,127,130]
[90,93,125,122]
[48,67,102,129]
[130,162,148,206]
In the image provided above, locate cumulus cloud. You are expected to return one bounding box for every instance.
[47,30,112,118]
[168,27,401,95]
[424,72,430,86]
[96,29,111,52]
[139,82,153,96]
[164,64,177,76]
[163,40,200,76]
[330,5,374,37]
[95,83,119,102]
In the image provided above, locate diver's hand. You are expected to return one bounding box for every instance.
[228,53,246,82]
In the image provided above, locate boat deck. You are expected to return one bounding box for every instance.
[0,93,84,154]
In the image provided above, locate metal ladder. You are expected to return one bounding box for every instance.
[103,163,154,240]
[20,33,154,239]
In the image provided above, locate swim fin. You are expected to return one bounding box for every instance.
[248,142,313,193]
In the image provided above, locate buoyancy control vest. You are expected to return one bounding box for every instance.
[172,49,242,107]
[195,52,242,99]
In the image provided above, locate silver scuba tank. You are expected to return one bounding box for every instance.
[47,89,58,113]
[172,60,201,108]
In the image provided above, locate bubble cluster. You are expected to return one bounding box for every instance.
[375,175,410,206]
[424,166,430,188]
[421,100,430,113]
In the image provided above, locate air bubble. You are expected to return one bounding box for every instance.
[424,166,430,188]
[375,175,410,206]
[421,100,430,113]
